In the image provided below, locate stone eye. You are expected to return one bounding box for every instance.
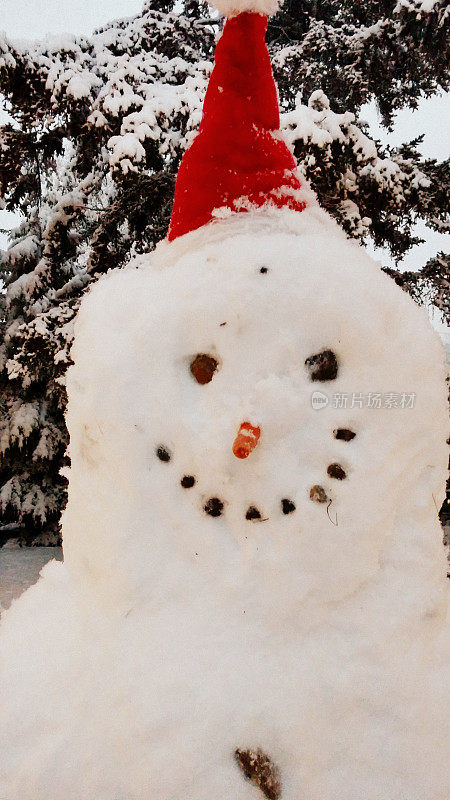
[190,354,218,385]
[305,349,338,382]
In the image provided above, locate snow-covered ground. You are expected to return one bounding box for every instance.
[0,547,63,613]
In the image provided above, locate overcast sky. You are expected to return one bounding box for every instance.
[0,0,144,39]
[0,0,448,314]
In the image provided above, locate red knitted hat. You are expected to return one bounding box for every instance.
[168,0,305,241]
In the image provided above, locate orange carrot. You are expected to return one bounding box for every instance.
[232,422,261,459]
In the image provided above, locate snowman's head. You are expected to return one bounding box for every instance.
[63,3,447,616]
[63,209,447,615]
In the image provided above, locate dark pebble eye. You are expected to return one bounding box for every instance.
[246,506,262,520]
[281,499,296,515]
[310,485,327,503]
[327,463,347,480]
[259,266,269,274]
[156,446,171,462]
[190,354,218,385]
[204,497,224,517]
[181,475,196,488]
[334,428,356,441]
[305,349,338,382]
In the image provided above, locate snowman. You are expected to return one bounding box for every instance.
[0,2,449,799]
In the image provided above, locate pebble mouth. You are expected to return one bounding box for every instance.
[157,417,354,518]
[246,506,262,520]
[202,498,298,521]
[204,497,224,517]
[156,445,171,462]
[281,498,296,515]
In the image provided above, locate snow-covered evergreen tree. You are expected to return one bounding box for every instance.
[0,0,448,543]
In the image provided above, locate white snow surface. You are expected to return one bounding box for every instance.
[0,547,63,613]
[0,206,449,800]
[209,0,281,17]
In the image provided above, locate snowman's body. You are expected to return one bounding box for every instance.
[1,207,448,800]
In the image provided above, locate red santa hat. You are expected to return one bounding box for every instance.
[168,0,306,241]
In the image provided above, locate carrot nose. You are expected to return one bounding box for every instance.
[233,422,261,459]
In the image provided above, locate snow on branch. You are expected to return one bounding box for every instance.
[209,0,281,16]
[280,90,436,242]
